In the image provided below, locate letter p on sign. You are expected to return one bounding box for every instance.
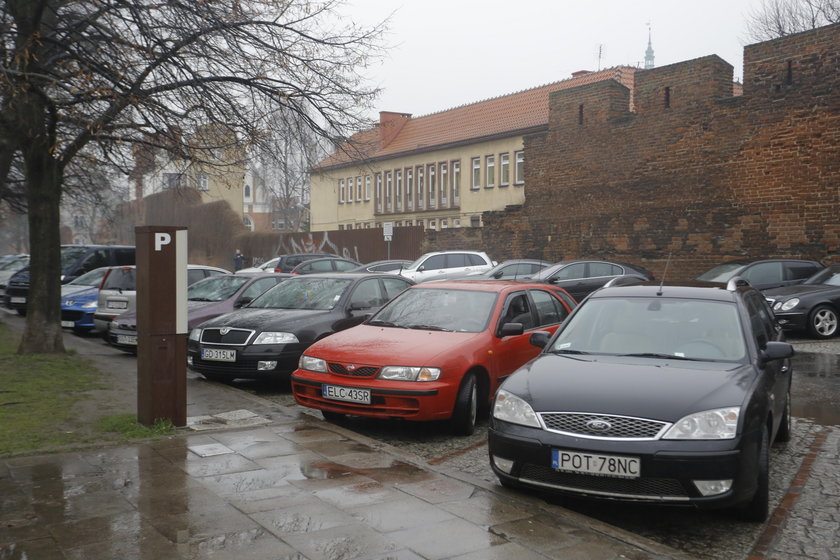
[154,233,172,251]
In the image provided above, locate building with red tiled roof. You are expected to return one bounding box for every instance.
[309,67,637,232]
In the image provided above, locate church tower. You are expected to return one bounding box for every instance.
[644,25,655,69]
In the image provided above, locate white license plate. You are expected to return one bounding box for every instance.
[322,384,371,404]
[201,348,236,362]
[107,301,128,310]
[552,449,640,479]
[10,296,25,304]
[116,335,137,346]
[61,321,74,328]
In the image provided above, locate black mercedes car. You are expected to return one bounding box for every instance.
[187,273,414,381]
[764,263,840,339]
[488,278,793,522]
[526,259,655,302]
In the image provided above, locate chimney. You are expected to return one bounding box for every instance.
[571,70,592,78]
[379,111,411,149]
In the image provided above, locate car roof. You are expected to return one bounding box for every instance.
[588,281,749,302]
[408,279,569,292]
[285,272,411,280]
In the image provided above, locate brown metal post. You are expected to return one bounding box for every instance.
[135,226,188,427]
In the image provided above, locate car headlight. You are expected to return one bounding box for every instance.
[82,301,97,309]
[189,328,202,342]
[299,355,327,373]
[662,407,739,440]
[775,298,800,311]
[253,332,299,344]
[378,366,441,381]
[492,389,541,428]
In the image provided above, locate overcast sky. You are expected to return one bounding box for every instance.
[345,0,765,119]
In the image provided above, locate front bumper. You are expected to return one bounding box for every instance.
[488,420,758,509]
[771,310,808,332]
[187,342,304,379]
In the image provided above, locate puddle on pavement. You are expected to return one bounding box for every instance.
[791,351,840,426]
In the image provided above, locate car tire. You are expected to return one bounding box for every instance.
[808,305,838,339]
[449,373,477,436]
[775,390,792,444]
[736,426,770,522]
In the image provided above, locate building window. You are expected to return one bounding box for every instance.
[416,166,425,209]
[427,164,436,208]
[470,215,481,227]
[439,162,448,206]
[405,220,412,226]
[365,175,371,201]
[452,160,461,205]
[485,155,495,188]
[198,174,209,192]
[417,219,424,229]
[406,168,414,210]
[365,222,371,228]
[346,177,353,203]
[375,173,382,212]
[338,224,344,230]
[515,150,525,185]
[339,179,345,204]
[163,173,182,189]
[243,216,253,232]
[499,153,510,186]
[395,169,403,211]
[454,218,461,228]
[471,157,480,190]
[441,219,448,229]
[428,219,436,230]
[356,177,362,202]
[385,171,393,212]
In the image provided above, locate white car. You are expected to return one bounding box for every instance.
[399,251,495,283]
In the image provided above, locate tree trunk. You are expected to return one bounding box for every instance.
[18,147,65,354]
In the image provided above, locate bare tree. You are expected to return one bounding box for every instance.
[745,0,840,41]
[0,0,385,353]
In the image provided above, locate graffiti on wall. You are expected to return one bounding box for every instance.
[275,231,360,262]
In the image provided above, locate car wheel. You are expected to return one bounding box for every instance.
[322,410,346,424]
[736,426,769,522]
[808,305,838,339]
[775,389,792,444]
[449,373,477,436]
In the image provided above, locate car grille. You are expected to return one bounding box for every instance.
[199,328,254,345]
[328,362,379,377]
[519,464,688,501]
[539,412,668,440]
[61,310,85,321]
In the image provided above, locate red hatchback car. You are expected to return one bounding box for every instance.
[291,280,576,435]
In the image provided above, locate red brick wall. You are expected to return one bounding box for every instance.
[479,23,840,281]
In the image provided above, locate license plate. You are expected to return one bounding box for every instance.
[552,449,640,479]
[201,348,236,362]
[61,321,74,328]
[10,297,25,304]
[116,335,137,346]
[107,301,128,310]
[322,384,371,404]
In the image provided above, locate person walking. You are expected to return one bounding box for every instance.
[233,249,244,271]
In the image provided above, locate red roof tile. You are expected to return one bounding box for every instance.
[315,67,637,170]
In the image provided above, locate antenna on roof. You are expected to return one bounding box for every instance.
[597,44,604,71]
[657,253,671,296]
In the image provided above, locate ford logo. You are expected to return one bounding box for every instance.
[586,419,612,432]
[219,327,231,335]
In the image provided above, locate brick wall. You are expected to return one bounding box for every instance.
[477,22,840,281]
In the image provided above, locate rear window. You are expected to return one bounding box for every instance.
[102,268,136,290]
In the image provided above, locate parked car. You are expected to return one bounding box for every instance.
[465,259,552,280]
[399,251,496,283]
[187,272,414,382]
[236,257,280,275]
[526,259,656,302]
[290,257,361,274]
[272,253,335,273]
[695,258,823,291]
[0,254,29,293]
[348,259,413,273]
[60,266,112,334]
[108,272,290,353]
[92,264,230,333]
[488,278,794,522]
[4,244,135,315]
[764,263,840,339]
[291,280,577,435]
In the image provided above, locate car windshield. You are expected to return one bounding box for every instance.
[0,258,28,272]
[803,265,840,286]
[249,277,352,310]
[370,288,497,333]
[405,255,428,271]
[102,268,136,290]
[188,275,250,301]
[696,262,744,282]
[60,247,88,269]
[68,267,107,286]
[549,297,747,362]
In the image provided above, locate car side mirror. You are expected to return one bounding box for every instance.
[348,301,370,311]
[499,322,524,337]
[234,296,252,308]
[530,330,552,348]
[417,266,425,272]
[492,271,503,279]
[760,341,794,362]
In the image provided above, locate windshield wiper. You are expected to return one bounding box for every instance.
[406,324,453,332]
[189,297,214,302]
[550,349,590,355]
[623,352,697,361]
[367,319,405,328]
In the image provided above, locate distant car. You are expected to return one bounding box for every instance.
[489,278,794,522]
[0,254,29,293]
[187,272,414,382]
[236,257,280,275]
[764,263,840,339]
[695,258,823,291]
[291,280,577,435]
[108,272,290,353]
[60,267,112,334]
[465,259,552,280]
[272,253,335,273]
[399,251,495,283]
[290,257,361,274]
[92,264,230,334]
[527,259,655,301]
[348,259,413,273]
